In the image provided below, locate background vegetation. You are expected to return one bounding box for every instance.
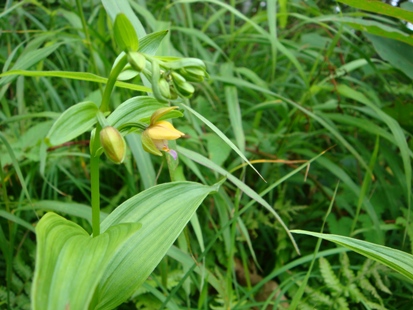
[1,0,413,309]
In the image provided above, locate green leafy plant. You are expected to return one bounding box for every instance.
[28,11,219,310]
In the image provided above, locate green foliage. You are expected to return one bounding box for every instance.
[304,253,390,310]
[1,0,413,309]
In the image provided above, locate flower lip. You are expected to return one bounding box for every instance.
[146,120,185,140]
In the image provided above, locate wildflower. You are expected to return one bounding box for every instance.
[141,107,184,160]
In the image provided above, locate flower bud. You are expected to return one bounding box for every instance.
[179,67,206,82]
[171,72,186,85]
[100,126,126,164]
[174,81,195,98]
[158,78,172,99]
[127,51,146,72]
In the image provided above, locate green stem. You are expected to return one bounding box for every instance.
[90,123,103,237]
[90,53,129,235]
[100,54,129,112]
[90,150,101,237]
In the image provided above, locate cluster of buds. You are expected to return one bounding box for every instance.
[151,56,208,102]
[99,14,204,163]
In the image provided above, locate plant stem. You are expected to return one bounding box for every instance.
[100,54,129,112]
[90,149,101,237]
[91,52,129,235]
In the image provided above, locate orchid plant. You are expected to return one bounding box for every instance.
[31,11,219,310]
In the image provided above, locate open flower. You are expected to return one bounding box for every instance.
[141,107,184,160]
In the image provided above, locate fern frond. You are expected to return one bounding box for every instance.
[304,282,334,307]
[319,257,342,295]
[13,254,33,282]
[371,268,392,295]
[333,296,349,310]
[340,253,356,284]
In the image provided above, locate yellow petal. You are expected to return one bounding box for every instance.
[146,121,185,140]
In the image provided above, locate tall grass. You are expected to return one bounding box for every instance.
[1,0,412,308]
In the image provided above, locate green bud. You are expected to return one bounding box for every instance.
[100,126,126,164]
[171,72,186,85]
[179,66,206,82]
[158,78,172,99]
[174,81,195,98]
[128,51,146,72]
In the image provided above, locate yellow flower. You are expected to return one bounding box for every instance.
[141,107,184,159]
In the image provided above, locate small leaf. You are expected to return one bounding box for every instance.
[46,101,98,146]
[113,13,139,52]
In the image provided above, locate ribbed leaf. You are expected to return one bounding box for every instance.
[139,30,169,55]
[292,230,413,281]
[46,101,98,146]
[32,212,142,310]
[93,181,222,309]
[31,182,220,310]
[113,13,139,52]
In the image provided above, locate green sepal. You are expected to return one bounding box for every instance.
[141,131,162,157]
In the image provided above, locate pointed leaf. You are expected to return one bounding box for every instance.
[32,212,141,310]
[113,13,139,52]
[93,181,222,309]
[291,230,413,281]
[107,96,165,128]
[139,30,169,55]
[46,101,98,146]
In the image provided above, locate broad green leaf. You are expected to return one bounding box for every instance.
[32,212,141,310]
[337,0,413,24]
[291,230,413,281]
[46,101,98,146]
[113,13,139,52]
[107,96,165,128]
[90,181,222,310]
[17,200,108,224]
[366,34,413,80]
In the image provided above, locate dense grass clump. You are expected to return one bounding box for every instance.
[1,0,413,309]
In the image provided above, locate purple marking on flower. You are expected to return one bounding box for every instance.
[168,149,178,160]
